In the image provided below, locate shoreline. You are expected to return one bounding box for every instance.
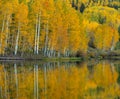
[0,56,83,61]
[0,55,120,61]
[0,50,120,61]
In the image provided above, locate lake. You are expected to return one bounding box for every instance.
[0,60,120,99]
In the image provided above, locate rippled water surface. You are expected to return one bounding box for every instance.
[0,60,120,99]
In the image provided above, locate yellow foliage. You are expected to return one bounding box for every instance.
[94,25,119,50]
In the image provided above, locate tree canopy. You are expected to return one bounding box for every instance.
[0,0,120,57]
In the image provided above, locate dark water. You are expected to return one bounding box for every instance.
[0,60,120,99]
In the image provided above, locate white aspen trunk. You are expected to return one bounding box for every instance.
[48,50,51,57]
[57,52,60,57]
[67,50,70,57]
[64,48,66,57]
[34,14,38,54]
[48,41,53,57]
[110,35,115,51]
[65,49,68,57]
[66,49,69,57]
[53,51,56,57]
[110,45,114,51]
[50,47,54,57]
[47,44,51,57]
[14,22,20,55]
[46,49,49,57]
[36,12,41,55]
[44,20,49,56]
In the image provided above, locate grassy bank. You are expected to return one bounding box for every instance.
[0,50,120,61]
[0,55,83,62]
[41,57,83,62]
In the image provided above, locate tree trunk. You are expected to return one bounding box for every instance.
[44,19,49,56]
[14,22,20,55]
[57,52,60,57]
[36,12,41,55]
[110,36,115,51]
[34,14,38,54]
[50,47,54,57]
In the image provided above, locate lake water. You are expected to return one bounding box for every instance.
[0,60,120,99]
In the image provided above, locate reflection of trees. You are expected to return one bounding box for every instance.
[0,61,119,99]
[115,63,120,86]
[14,64,18,98]
[93,61,118,87]
[34,64,39,99]
[85,61,120,99]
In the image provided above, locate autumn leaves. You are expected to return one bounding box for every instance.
[83,6,120,51]
[0,0,120,57]
[0,0,88,56]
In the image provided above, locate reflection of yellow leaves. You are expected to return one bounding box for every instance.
[85,80,97,90]
[93,62,118,87]
[0,61,119,99]
[0,65,5,86]
[18,96,28,99]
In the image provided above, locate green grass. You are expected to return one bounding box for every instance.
[40,57,83,62]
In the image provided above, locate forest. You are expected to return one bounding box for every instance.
[0,0,120,58]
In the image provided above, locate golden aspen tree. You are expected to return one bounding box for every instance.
[31,0,44,55]
[68,12,89,55]
[52,0,69,57]
[43,0,55,57]
[14,3,28,55]
[0,1,14,55]
[83,6,120,51]
[49,11,63,57]
[68,10,81,54]
[94,25,119,51]
[0,0,119,56]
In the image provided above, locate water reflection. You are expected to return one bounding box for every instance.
[0,61,120,99]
